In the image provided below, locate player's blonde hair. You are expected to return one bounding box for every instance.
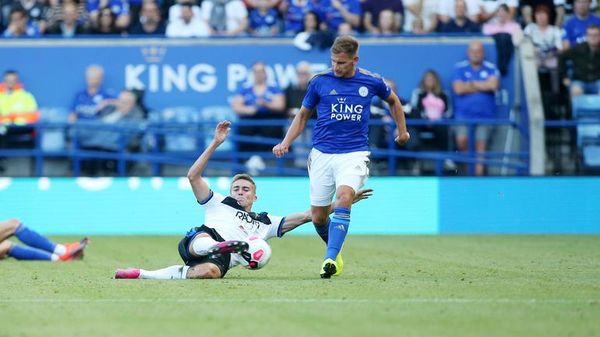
[331,35,359,56]
[231,173,256,191]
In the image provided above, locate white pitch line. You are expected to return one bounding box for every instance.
[0,298,597,305]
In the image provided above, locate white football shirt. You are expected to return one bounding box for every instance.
[200,191,284,241]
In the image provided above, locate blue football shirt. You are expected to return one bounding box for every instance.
[302,68,390,154]
[452,60,499,119]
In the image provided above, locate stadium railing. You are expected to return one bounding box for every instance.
[0,117,532,177]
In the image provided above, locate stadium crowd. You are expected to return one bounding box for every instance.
[1,0,600,175]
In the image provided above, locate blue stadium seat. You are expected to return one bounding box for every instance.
[160,106,201,152]
[39,107,69,151]
[572,95,600,170]
[572,95,600,147]
[199,105,238,151]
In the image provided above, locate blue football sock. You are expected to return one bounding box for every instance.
[8,244,54,261]
[325,208,350,260]
[14,223,57,253]
[314,218,330,244]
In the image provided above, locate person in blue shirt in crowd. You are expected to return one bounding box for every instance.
[230,61,286,153]
[280,0,318,34]
[87,0,131,31]
[3,7,40,38]
[70,64,116,123]
[315,0,361,32]
[452,40,500,176]
[248,0,280,36]
[273,35,410,278]
[562,0,600,48]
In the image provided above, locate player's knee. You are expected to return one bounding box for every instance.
[335,193,354,207]
[3,218,21,234]
[0,241,12,259]
[187,263,222,279]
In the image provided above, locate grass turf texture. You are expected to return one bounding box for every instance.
[0,235,599,337]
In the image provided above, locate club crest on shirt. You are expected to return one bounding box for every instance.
[359,86,368,97]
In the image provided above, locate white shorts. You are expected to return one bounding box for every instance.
[308,148,370,207]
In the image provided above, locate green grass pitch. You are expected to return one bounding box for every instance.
[1,235,599,337]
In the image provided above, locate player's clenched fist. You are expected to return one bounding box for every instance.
[395,131,410,146]
[272,143,289,158]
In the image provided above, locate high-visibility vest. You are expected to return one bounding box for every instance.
[0,89,40,125]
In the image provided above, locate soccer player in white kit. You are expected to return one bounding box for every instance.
[273,35,410,278]
[115,121,372,280]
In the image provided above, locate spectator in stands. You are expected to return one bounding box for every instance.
[0,70,39,151]
[478,0,518,23]
[90,6,122,34]
[375,9,401,35]
[45,0,89,31]
[70,64,116,123]
[167,0,202,28]
[520,0,565,27]
[316,0,361,32]
[452,41,500,176]
[292,10,336,51]
[166,1,210,37]
[87,0,131,31]
[77,89,145,176]
[559,24,600,98]
[279,0,317,34]
[437,0,481,26]
[437,0,481,33]
[248,0,281,36]
[129,0,166,35]
[403,0,438,33]
[284,61,313,167]
[482,4,523,45]
[46,1,87,37]
[362,0,403,34]
[3,7,41,37]
[14,0,49,33]
[409,69,451,154]
[230,61,286,155]
[201,0,248,36]
[525,4,564,113]
[525,5,563,70]
[562,0,600,49]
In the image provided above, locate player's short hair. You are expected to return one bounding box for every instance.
[331,35,359,56]
[232,174,256,191]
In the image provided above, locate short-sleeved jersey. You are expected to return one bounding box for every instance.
[200,191,284,241]
[236,85,283,115]
[562,15,600,45]
[283,0,318,34]
[71,89,115,120]
[316,0,362,30]
[249,8,280,34]
[302,68,391,153]
[452,60,499,119]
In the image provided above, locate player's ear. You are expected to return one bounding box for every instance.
[354,55,359,64]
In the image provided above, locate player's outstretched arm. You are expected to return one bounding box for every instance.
[187,120,231,202]
[272,106,312,158]
[279,188,374,235]
[385,91,410,146]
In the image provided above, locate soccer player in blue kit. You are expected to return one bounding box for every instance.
[273,35,410,278]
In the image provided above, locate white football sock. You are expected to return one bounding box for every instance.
[139,265,190,280]
[53,244,66,256]
[191,236,217,256]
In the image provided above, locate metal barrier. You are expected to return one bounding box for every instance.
[0,118,528,176]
